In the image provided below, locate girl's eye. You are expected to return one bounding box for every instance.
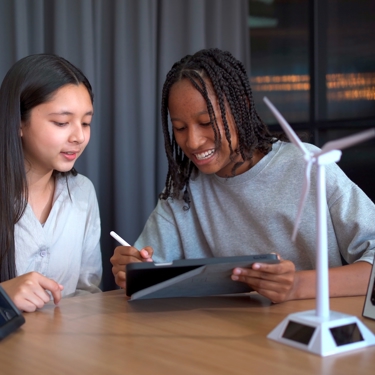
[82,122,91,127]
[54,122,68,127]
[173,126,185,132]
[201,122,211,127]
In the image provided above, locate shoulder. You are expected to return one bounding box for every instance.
[56,173,98,203]
[259,140,317,175]
[154,195,185,218]
[276,140,320,157]
[276,142,360,201]
[67,173,95,190]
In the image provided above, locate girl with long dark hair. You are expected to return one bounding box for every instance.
[0,54,102,312]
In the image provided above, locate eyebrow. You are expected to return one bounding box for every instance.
[170,110,208,121]
[48,111,94,116]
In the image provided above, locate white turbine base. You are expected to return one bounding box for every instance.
[267,309,375,356]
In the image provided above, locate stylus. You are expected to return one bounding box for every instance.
[110,231,131,247]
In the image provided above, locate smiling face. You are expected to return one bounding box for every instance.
[21,83,93,176]
[168,78,254,177]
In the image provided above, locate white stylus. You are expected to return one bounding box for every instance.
[110,231,131,247]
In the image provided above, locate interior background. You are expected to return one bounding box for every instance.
[0,0,373,291]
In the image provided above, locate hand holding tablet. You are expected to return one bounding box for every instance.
[125,254,280,301]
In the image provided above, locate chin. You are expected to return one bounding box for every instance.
[53,165,76,174]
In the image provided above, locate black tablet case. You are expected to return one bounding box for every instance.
[0,286,25,340]
[363,253,375,320]
[126,254,279,301]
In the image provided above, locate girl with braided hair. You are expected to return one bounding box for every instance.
[111,48,375,303]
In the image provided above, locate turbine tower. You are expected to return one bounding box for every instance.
[263,96,375,356]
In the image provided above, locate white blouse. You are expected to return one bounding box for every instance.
[15,174,102,297]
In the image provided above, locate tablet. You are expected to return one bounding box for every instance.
[0,286,25,340]
[126,253,279,301]
[363,253,375,320]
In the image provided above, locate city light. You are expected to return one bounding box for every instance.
[251,73,375,101]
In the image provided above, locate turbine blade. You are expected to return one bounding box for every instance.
[320,128,375,155]
[292,159,313,242]
[263,97,310,156]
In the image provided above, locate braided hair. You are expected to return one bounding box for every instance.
[160,48,276,206]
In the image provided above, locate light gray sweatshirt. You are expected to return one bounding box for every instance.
[135,141,375,270]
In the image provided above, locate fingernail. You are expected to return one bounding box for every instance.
[253,263,260,269]
[231,275,239,281]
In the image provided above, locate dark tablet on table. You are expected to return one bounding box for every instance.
[363,253,375,320]
[126,253,279,301]
[0,286,25,340]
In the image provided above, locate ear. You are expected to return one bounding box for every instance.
[20,121,25,137]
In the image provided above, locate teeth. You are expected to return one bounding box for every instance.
[195,149,215,160]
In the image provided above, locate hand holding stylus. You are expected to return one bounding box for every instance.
[110,231,153,289]
[110,231,131,246]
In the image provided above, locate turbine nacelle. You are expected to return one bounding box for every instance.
[315,150,342,165]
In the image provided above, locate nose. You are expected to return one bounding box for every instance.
[69,123,85,144]
[185,125,205,150]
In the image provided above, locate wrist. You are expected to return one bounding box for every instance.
[287,271,300,301]
[291,270,316,300]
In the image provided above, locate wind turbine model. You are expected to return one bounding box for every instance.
[263,96,375,356]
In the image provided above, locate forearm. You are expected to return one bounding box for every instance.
[293,261,372,300]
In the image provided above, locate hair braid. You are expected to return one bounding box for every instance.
[159,48,276,206]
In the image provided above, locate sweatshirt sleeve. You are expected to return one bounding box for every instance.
[326,163,375,265]
[134,198,184,263]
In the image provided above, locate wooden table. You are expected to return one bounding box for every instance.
[1,290,374,375]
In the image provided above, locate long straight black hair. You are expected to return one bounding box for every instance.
[0,54,94,282]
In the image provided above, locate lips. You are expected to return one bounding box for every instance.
[61,151,79,161]
[61,150,80,155]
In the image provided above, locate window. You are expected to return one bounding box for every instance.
[248,0,375,202]
[249,0,375,123]
[249,0,309,123]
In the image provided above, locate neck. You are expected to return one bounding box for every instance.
[27,170,54,191]
[232,149,265,176]
[26,169,56,224]
[251,149,265,167]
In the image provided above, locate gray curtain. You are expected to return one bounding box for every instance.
[0,0,249,290]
